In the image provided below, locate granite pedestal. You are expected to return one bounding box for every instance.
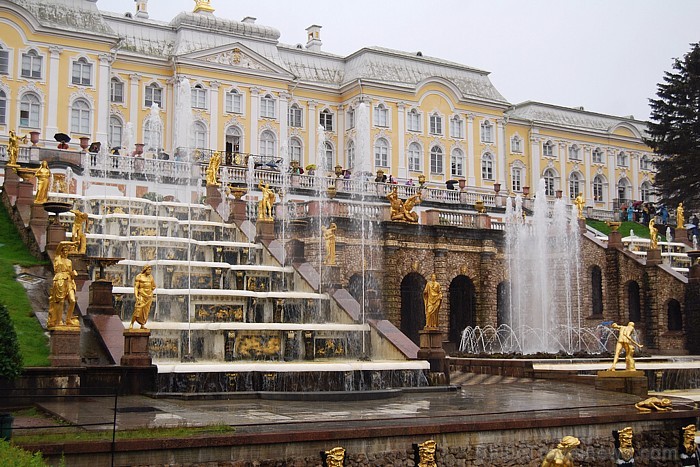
[49,328,82,367]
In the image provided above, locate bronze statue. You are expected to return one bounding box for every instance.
[322,223,337,265]
[680,424,699,466]
[417,439,437,467]
[574,193,585,219]
[130,265,156,330]
[541,435,579,467]
[47,241,79,329]
[634,396,672,413]
[34,160,51,204]
[70,209,89,254]
[609,322,643,371]
[257,181,275,220]
[613,427,634,467]
[322,446,345,467]
[7,130,27,167]
[677,203,685,230]
[205,151,221,186]
[648,218,658,249]
[423,273,442,329]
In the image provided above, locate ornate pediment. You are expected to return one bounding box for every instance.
[201,47,273,71]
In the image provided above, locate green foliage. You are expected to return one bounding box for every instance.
[0,304,22,380]
[140,192,163,202]
[586,220,659,240]
[0,440,49,467]
[12,424,234,444]
[645,42,700,212]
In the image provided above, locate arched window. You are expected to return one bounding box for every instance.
[260,94,276,118]
[640,181,653,202]
[346,139,355,169]
[290,137,302,163]
[511,165,523,192]
[451,148,465,178]
[21,49,42,79]
[20,92,41,127]
[429,113,442,135]
[592,147,604,163]
[617,178,631,205]
[430,146,443,174]
[226,89,242,113]
[323,141,334,170]
[668,299,682,331]
[193,121,207,149]
[480,120,493,143]
[544,168,556,196]
[407,109,421,132]
[0,90,6,126]
[373,103,388,127]
[259,130,276,158]
[319,108,333,131]
[109,116,123,149]
[225,126,241,156]
[543,140,554,157]
[191,84,207,109]
[288,103,302,127]
[408,142,421,172]
[71,57,92,86]
[591,265,603,316]
[640,155,652,170]
[569,144,581,161]
[510,135,522,153]
[145,83,162,108]
[593,175,604,202]
[0,45,9,75]
[450,115,464,138]
[617,151,628,167]
[481,153,494,181]
[110,77,124,103]
[70,99,91,134]
[569,172,581,199]
[374,138,389,167]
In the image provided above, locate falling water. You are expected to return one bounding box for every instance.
[316,124,327,315]
[144,103,163,153]
[355,102,371,356]
[174,78,193,158]
[122,123,135,156]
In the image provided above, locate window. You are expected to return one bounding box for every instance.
[450,116,464,139]
[324,141,334,169]
[569,172,581,199]
[543,140,554,157]
[346,140,355,169]
[429,114,442,135]
[19,93,40,127]
[451,148,465,178]
[407,109,421,132]
[408,142,421,172]
[145,83,162,108]
[640,181,653,202]
[260,94,276,118]
[225,89,242,113]
[592,147,603,163]
[374,138,389,167]
[110,78,124,103]
[511,166,523,192]
[593,175,604,202]
[109,116,122,149]
[617,151,628,167]
[569,144,581,161]
[288,104,302,128]
[191,84,207,109]
[346,108,355,130]
[640,155,652,170]
[143,119,162,151]
[544,169,556,196]
[21,50,42,79]
[71,57,92,86]
[193,121,207,149]
[617,178,630,204]
[430,146,444,174]
[0,90,6,125]
[0,46,9,75]
[628,282,641,322]
[374,103,389,127]
[289,137,302,163]
[320,109,333,131]
[511,135,522,153]
[70,99,91,134]
[480,120,493,143]
[481,153,494,180]
[259,130,276,158]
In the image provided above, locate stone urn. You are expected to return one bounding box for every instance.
[493,182,501,194]
[334,164,343,178]
[327,185,337,199]
[134,143,145,156]
[231,187,247,201]
[458,179,466,190]
[418,174,426,186]
[79,136,90,151]
[29,131,41,146]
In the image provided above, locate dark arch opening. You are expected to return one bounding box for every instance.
[400,272,426,345]
[591,265,603,316]
[628,281,641,322]
[668,299,682,331]
[448,275,476,344]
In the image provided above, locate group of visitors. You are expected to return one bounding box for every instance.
[621,201,699,241]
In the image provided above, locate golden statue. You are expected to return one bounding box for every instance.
[417,439,437,467]
[257,181,275,220]
[680,424,698,464]
[322,223,337,265]
[70,209,89,254]
[574,193,585,219]
[7,130,27,167]
[130,265,156,330]
[323,446,345,467]
[387,186,421,223]
[205,151,221,187]
[193,0,214,13]
[403,191,422,223]
[634,396,672,413]
[609,322,643,371]
[34,160,51,204]
[541,436,579,467]
[423,273,442,329]
[47,241,79,329]
[648,218,658,249]
[387,186,405,221]
[613,427,634,465]
[677,202,685,230]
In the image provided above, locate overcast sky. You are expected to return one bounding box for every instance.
[96,0,700,122]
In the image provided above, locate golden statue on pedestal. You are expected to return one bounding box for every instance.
[609,322,643,371]
[322,223,337,265]
[47,241,79,329]
[677,202,685,230]
[257,181,275,220]
[541,436,579,467]
[7,130,27,167]
[70,209,89,254]
[649,218,658,250]
[193,0,214,13]
[417,439,437,467]
[423,273,442,329]
[387,186,421,223]
[574,193,585,219]
[130,265,156,330]
[205,151,221,187]
[680,424,698,465]
[34,160,51,204]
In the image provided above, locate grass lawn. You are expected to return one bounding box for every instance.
[0,203,50,367]
[586,219,669,241]
[12,424,235,444]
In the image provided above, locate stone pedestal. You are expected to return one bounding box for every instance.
[16,181,34,223]
[256,219,275,242]
[30,203,48,227]
[121,329,152,367]
[475,212,491,230]
[88,280,117,315]
[595,370,648,397]
[646,248,662,266]
[321,265,341,292]
[417,328,449,384]
[578,217,587,234]
[206,184,222,211]
[229,199,247,222]
[3,167,20,200]
[49,328,82,367]
[68,253,89,281]
[45,222,67,253]
[607,231,622,249]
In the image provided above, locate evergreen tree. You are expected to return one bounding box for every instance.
[0,304,23,380]
[645,43,700,212]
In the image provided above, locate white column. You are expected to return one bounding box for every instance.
[129,73,141,126]
[529,133,541,190]
[250,87,260,154]
[278,91,289,158]
[209,81,220,151]
[95,54,111,144]
[466,114,476,186]
[631,152,640,200]
[607,148,616,210]
[396,102,406,178]
[584,145,593,205]
[165,78,174,152]
[497,119,506,186]
[46,46,63,138]
[336,104,344,168]
[559,142,567,196]
[307,100,317,165]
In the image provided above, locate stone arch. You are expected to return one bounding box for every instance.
[627,280,641,322]
[667,299,682,331]
[590,265,603,316]
[400,272,426,345]
[448,275,476,344]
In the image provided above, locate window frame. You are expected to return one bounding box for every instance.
[451,148,465,178]
[407,109,421,132]
[510,135,522,153]
[543,140,554,157]
[110,77,124,103]
[19,92,41,128]
[374,103,389,128]
[511,166,523,192]
[544,169,556,196]
[71,57,92,86]
[429,113,443,136]
[408,142,421,172]
[323,141,334,169]
[191,84,207,110]
[346,108,355,130]
[0,45,10,76]
[109,115,123,149]
[346,139,355,169]
[144,83,163,108]
[289,137,303,163]
[70,98,91,134]
[481,153,494,181]
[260,94,276,119]
[319,108,334,131]
[374,138,389,167]
[450,115,464,139]
[288,104,303,128]
[225,89,243,114]
[259,130,276,158]
[569,172,581,199]
[480,120,493,143]
[430,145,444,174]
[592,147,603,164]
[617,151,628,167]
[21,49,42,79]
[569,144,581,161]
[593,175,604,202]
